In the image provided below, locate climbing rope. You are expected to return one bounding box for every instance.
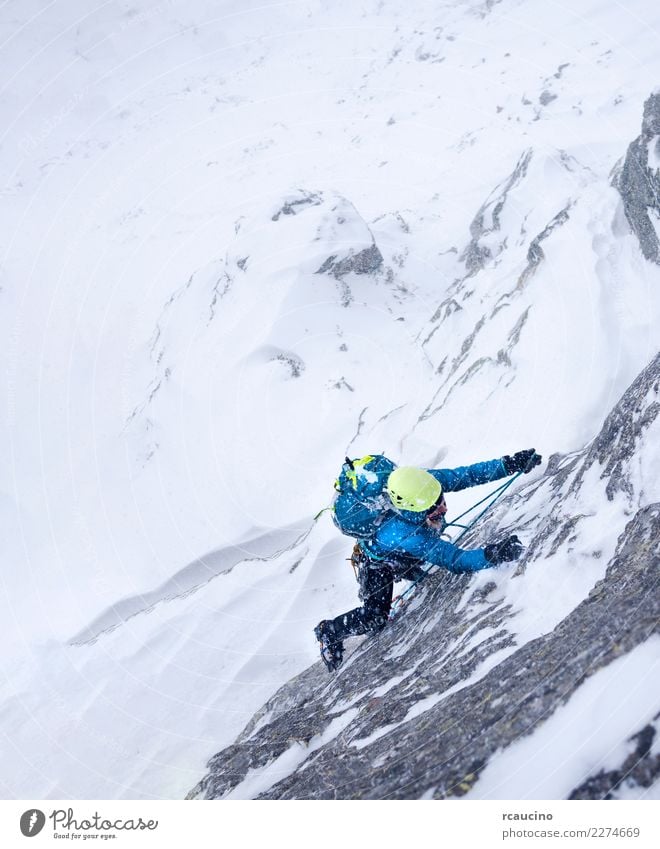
[389,470,524,619]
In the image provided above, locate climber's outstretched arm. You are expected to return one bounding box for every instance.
[427,448,542,492]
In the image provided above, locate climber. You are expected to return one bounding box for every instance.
[315,448,542,672]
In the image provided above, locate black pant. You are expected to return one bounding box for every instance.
[330,559,428,642]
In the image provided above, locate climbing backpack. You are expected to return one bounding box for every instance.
[332,454,396,539]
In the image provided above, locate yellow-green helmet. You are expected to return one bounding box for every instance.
[386,467,442,512]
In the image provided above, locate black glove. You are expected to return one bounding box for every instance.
[503,448,542,475]
[484,534,524,565]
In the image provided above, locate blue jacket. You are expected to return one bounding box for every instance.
[362,457,509,573]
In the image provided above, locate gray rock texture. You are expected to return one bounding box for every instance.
[271,191,322,221]
[190,354,659,799]
[316,243,384,279]
[569,714,660,799]
[460,149,532,277]
[615,92,660,264]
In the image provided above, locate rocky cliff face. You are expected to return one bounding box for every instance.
[189,354,659,800]
[615,91,660,264]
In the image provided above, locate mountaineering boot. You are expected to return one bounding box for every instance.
[314,620,344,673]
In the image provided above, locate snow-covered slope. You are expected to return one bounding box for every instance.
[1,0,659,799]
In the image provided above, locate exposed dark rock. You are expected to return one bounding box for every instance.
[208,269,232,323]
[271,191,323,221]
[460,149,532,277]
[519,204,571,280]
[272,352,305,378]
[488,204,573,310]
[570,352,660,503]
[614,92,660,264]
[539,90,557,106]
[569,715,660,799]
[189,354,660,800]
[316,243,384,279]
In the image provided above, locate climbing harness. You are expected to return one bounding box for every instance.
[348,542,363,580]
[389,470,524,619]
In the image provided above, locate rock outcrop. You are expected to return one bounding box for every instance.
[569,713,660,800]
[615,91,660,264]
[316,242,383,278]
